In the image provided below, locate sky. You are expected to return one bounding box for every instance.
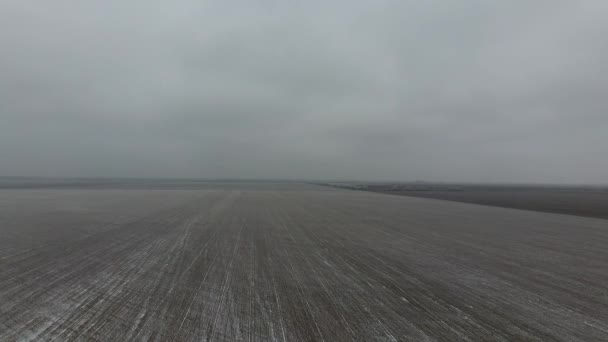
[1,1,607,183]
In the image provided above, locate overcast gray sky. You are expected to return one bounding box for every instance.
[1,1,607,183]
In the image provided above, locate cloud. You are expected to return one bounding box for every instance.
[1,0,607,182]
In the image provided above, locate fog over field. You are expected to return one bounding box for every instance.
[1,1,608,183]
[2,3,608,341]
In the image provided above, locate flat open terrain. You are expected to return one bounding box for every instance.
[324,182,608,220]
[386,189,608,220]
[1,182,607,341]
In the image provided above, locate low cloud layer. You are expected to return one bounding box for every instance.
[1,1,607,183]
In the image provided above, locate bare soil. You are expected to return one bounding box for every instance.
[325,182,608,220]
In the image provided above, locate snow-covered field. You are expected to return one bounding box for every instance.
[1,182,607,341]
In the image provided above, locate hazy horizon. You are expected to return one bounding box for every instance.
[2,176,608,187]
[2,1,607,183]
